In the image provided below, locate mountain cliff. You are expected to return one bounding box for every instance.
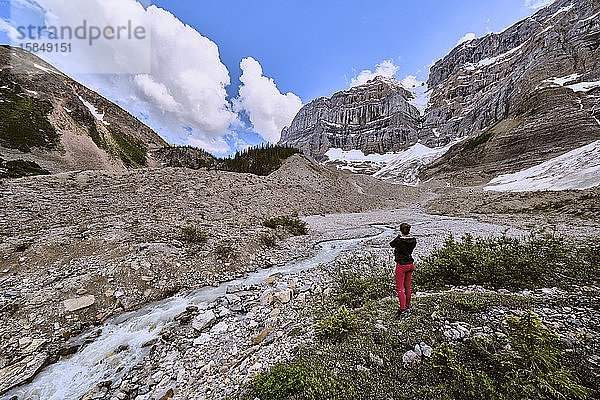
[278,76,421,161]
[419,0,600,184]
[0,45,168,177]
[280,0,600,188]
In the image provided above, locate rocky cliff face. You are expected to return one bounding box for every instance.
[281,0,600,187]
[0,46,168,176]
[279,76,421,161]
[419,0,600,184]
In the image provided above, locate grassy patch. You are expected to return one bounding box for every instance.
[247,361,356,400]
[236,241,598,400]
[0,158,50,178]
[413,232,572,290]
[180,226,207,244]
[315,306,358,341]
[263,214,308,235]
[109,128,148,168]
[0,78,58,152]
[463,126,496,151]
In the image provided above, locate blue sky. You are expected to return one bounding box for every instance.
[0,0,551,154]
[150,0,539,102]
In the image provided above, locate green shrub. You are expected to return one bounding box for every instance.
[454,296,485,313]
[572,240,600,283]
[428,311,589,400]
[215,242,235,260]
[250,361,356,400]
[503,311,589,400]
[260,233,277,247]
[0,158,50,178]
[315,306,358,341]
[414,233,569,289]
[263,214,308,235]
[334,253,396,308]
[180,226,207,244]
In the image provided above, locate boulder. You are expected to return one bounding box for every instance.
[63,295,95,312]
[191,310,216,332]
[0,352,49,395]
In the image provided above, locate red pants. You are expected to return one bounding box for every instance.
[395,263,414,310]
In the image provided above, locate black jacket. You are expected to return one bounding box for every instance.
[390,235,417,265]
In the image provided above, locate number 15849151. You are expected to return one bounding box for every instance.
[19,43,72,53]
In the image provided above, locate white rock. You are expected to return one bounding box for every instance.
[402,350,421,369]
[259,290,274,306]
[414,344,422,357]
[210,321,228,334]
[225,294,241,304]
[193,333,211,346]
[419,342,432,357]
[63,295,95,312]
[192,310,216,332]
[274,290,292,304]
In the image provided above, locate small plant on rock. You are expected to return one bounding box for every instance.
[250,360,356,400]
[316,305,358,341]
[263,214,308,235]
[180,225,207,244]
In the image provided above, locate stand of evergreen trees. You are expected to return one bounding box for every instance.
[219,143,300,176]
[155,143,300,176]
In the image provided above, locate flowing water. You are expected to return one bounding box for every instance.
[4,225,394,400]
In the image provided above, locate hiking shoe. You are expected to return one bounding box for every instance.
[395,309,406,319]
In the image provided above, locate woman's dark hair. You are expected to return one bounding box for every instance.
[400,223,411,235]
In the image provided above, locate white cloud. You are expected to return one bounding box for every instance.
[351,59,399,86]
[524,0,555,9]
[457,32,476,46]
[4,0,239,150]
[235,57,303,143]
[400,75,424,88]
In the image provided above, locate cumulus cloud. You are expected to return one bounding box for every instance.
[457,32,476,46]
[234,57,303,143]
[400,75,425,88]
[350,59,400,86]
[524,0,555,9]
[3,0,239,153]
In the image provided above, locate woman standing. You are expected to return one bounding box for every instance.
[389,223,416,317]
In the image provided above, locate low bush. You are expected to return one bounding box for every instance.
[259,232,277,247]
[414,232,570,289]
[334,253,396,308]
[249,361,356,400]
[428,311,589,400]
[453,296,485,313]
[180,226,207,244]
[315,306,358,341]
[215,242,236,260]
[263,214,308,235]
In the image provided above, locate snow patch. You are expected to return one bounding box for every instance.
[407,85,431,115]
[537,75,600,92]
[565,81,600,92]
[33,63,54,73]
[485,140,600,192]
[546,3,574,21]
[77,95,110,125]
[373,140,463,186]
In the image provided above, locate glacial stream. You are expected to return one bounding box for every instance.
[4,225,394,400]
